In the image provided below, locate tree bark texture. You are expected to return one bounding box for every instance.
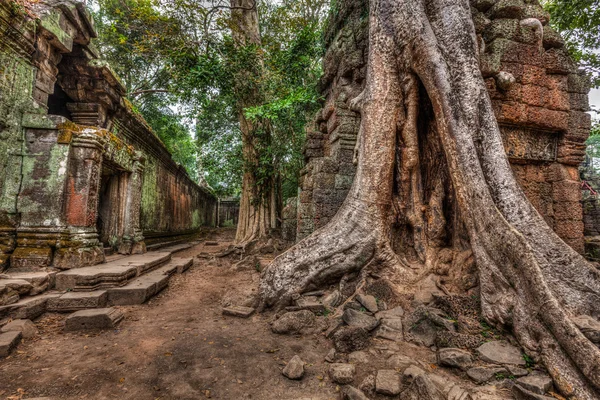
[260,0,600,398]
[231,0,275,245]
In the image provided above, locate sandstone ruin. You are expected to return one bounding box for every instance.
[0,0,218,275]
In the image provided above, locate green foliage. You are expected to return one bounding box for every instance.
[543,0,600,87]
[90,0,328,200]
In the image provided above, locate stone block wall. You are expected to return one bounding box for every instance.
[293,0,591,254]
[0,0,217,271]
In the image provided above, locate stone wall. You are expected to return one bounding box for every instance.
[0,0,217,271]
[291,0,591,254]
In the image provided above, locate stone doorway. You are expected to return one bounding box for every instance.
[97,161,128,252]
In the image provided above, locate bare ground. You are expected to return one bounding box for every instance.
[0,229,339,400]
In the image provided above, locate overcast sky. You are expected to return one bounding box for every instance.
[591,88,600,112]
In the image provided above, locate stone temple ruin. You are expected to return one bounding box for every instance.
[0,1,218,272]
[0,1,217,308]
[283,0,593,258]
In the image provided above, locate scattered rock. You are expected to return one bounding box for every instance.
[375,306,404,320]
[296,297,326,313]
[359,373,376,395]
[386,354,414,370]
[325,348,336,363]
[356,294,378,313]
[515,374,553,395]
[375,370,401,396]
[333,326,370,353]
[506,366,529,377]
[400,374,446,400]
[375,323,404,342]
[282,355,305,380]
[342,386,370,400]
[0,330,21,357]
[271,310,315,334]
[437,348,473,370]
[329,363,356,384]
[322,290,341,309]
[344,300,364,311]
[64,308,124,331]
[222,305,255,318]
[348,351,370,364]
[496,71,516,91]
[467,366,507,384]
[405,306,455,347]
[1,319,38,339]
[205,241,219,246]
[476,341,526,366]
[402,365,426,383]
[342,309,379,331]
[512,384,555,400]
[572,315,600,343]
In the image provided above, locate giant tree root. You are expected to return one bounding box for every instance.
[261,0,600,398]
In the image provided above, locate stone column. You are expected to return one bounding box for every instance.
[118,153,146,255]
[53,130,106,269]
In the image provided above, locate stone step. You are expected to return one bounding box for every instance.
[55,252,172,291]
[47,290,108,312]
[0,330,22,357]
[0,293,61,320]
[4,271,56,295]
[107,258,193,306]
[64,308,124,331]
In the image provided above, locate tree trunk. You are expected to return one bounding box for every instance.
[259,0,600,397]
[230,0,274,244]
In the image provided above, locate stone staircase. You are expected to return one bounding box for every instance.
[0,243,196,321]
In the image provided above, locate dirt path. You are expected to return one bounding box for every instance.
[0,229,338,400]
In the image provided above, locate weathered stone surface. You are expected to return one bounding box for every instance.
[342,386,370,400]
[506,366,529,377]
[271,310,315,334]
[5,272,53,295]
[375,324,404,342]
[375,306,404,320]
[515,374,553,394]
[325,348,336,362]
[476,341,526,366]
[1,319,38,339]
[55,252,171,291]
[386,354,415,370]
[437,348,473,370]
[375,370,401,396]
[467,366,508,384]
[348,351,370,364]
[400,374,446,400]
[405,306,456,347]
[512,384,555,400]
[64,308,124,331]
[356,294,377,313]
[342,309,379,331]
[282,355,304,380]
[403,365,426,382]
[296,297,326,313]
[222,305,255,318]
[329,363,356,384]
[333,326,370,353]
[47,290,108,312]
[0,330,22,357]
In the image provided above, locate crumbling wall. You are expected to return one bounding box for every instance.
[0,0,217,271]
[294,0,590,254]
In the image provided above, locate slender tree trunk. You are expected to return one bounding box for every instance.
[260,0,600,397]
[230,0,273,244]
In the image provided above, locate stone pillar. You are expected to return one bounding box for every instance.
[118,153,146,255]
[10,116,73,270]
[53,130,106,269]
